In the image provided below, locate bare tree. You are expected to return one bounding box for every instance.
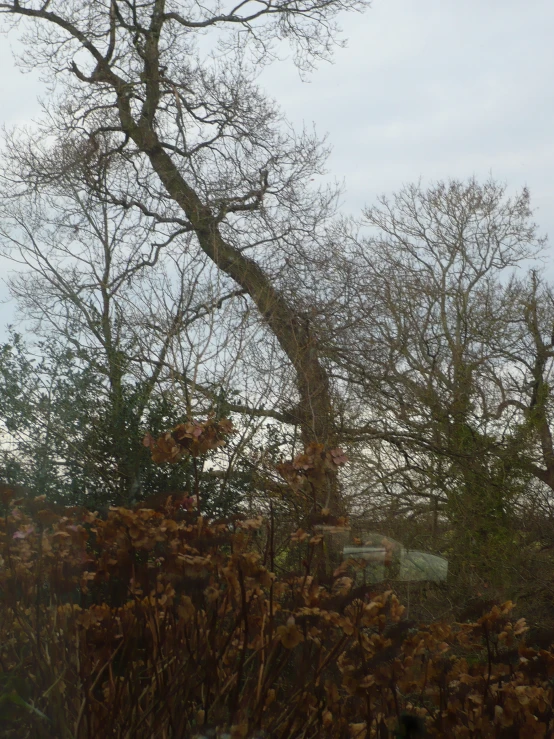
[502,272,554,493]
[0,0,369,512]
[322,180,549,564]
[0,137,256,504]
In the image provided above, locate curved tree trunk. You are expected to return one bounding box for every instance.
[4,1,342,512]
[106,96,340,511]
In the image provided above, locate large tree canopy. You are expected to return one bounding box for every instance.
[0,0,371,512]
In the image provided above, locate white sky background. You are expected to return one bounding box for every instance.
[1,0,554,338]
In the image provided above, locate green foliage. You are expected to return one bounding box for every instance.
[0,334,248,516]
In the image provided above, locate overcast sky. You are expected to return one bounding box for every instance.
[1,0,553,334]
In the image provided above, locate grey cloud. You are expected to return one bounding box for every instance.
[1,0,553,336]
